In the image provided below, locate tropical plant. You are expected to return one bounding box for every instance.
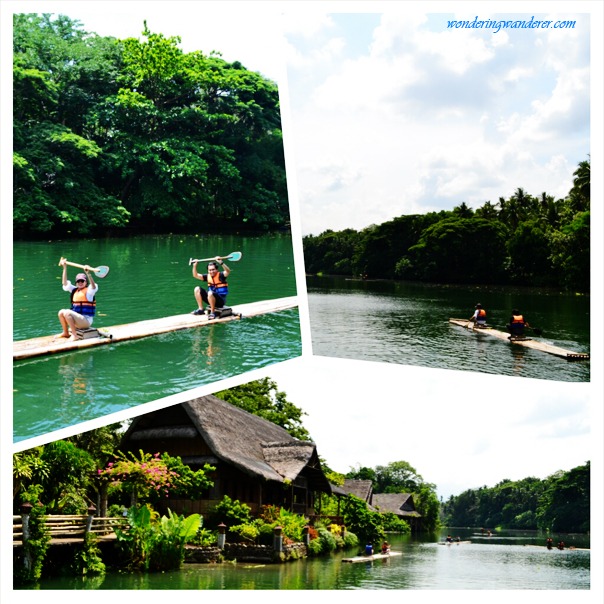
[14,486,51,585]
[72,533,106,577]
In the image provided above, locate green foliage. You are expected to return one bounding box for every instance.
[190,527,217,547]
[230,523,260,543]
[72,533,106,577]
[115,504,201,572]
[258,505,308,542]
[160,453,215,500]
[536,462,590,533]
[13,14,289,237]
[13,448,50,503]
[115,504,157,570]
[303,159,590,292]
[316,528,338,553]
[443,463,589,533]
[381,512,411,534]
[206,495,252,529]
[149,510,202,571]
[39,441,97,513]
[14,491,51,585]
[342,495,384,545]
[217,378,311,440]
[345,460,441,533]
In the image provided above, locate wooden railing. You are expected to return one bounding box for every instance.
[13,511,128,544]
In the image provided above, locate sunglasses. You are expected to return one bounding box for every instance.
[76,279,86,283]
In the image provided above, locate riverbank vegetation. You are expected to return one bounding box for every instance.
[303,159,590,293]
[442,461,590,533]
[12,380,589,584]
[13,14,290,238]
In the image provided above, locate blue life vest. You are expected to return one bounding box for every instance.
[206,271,228,297]
[71,287,96,317]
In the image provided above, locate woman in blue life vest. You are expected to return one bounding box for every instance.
[58,259,98,341]
[507,309,530,338]
[469,303,487,327]
[191,257,231,319]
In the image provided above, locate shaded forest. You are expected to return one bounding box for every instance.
[303,161,590,292]
[13,14,290,238]
[441,462,590,533]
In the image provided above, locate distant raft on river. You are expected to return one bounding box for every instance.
[448,319,589,361]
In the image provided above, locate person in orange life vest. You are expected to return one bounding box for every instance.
[469,303,487,327]
[58,259,98,341]
[507,309,530,338]
[191,257,231,319]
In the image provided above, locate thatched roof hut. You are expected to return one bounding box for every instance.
[372,493,421,518]
[120,395,331,516]
[341,479,373,503]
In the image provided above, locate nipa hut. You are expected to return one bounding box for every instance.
[340,480,422,532]
[119,395,332,517]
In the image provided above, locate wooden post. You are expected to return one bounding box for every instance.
[273,525,283,553]
[86,504,96,535]
[217,523,227,549]
[20,502,33,571]
[303,525,310,546]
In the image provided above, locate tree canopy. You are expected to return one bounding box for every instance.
[13,14,290,238]
[216,378,311,441]
[303,160,590,293]
[442,462,590,533]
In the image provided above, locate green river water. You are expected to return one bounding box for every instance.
[13,234,301,444]
[19,529,589,590]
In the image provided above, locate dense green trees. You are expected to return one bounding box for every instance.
[346,461,441,532]
[217,377,311,440]
[303,160,590,292]
[13,14,290,238]
[442,462,590,533]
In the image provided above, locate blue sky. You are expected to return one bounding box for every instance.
[283,10,593,234]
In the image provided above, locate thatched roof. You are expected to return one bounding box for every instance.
[123,394,331,492]
[372,493,421,517]
[341,479,373,502]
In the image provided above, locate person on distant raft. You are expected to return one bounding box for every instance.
[468,303,487,327]
[381,541,391,554]
[507,309,530,339]
[191,257,230,319]
[58,258,98,341]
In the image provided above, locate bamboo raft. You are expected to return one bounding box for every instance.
[342,551,402,563]
[448,319,589,361]
[439,540,472,545]
[13,297,298,361]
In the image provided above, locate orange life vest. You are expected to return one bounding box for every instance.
[206,271,228,296]
[71,287,96,316]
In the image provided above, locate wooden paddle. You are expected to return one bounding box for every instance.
[59,257,110,279]
[188,251,242,265]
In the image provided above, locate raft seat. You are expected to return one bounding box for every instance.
[75,328,100,340]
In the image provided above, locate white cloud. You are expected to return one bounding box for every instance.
[284,10,592,234]
[268,356,592,500]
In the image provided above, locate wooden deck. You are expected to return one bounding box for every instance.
[448,319,589,360]
[13,296,298,361]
